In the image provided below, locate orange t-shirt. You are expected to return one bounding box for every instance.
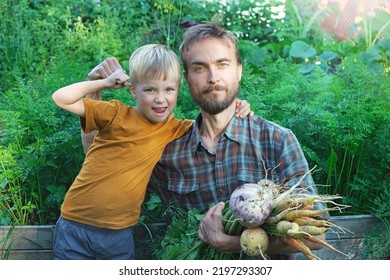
[60,99,192,229]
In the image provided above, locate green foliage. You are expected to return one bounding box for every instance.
[357,9,390,50]
[283,0,332,42]
[153,0,183,48]
[155,207,245,260]
[0,0,388,239]
[0,149,36,225]
[240,53,389,217]
[0,79,85,225]
[140,192,165,223]
[363,216,390,260]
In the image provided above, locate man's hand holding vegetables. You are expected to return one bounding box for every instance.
[198,202,241,253]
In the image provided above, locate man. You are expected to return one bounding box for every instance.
[147,22,326,256]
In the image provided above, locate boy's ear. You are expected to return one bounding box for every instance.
[129,84,137,99]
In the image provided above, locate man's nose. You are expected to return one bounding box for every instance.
[208,67,220,83]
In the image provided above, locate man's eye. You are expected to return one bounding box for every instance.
[145,88,155,93]
[194,66,205,72]
[219,62,229,68]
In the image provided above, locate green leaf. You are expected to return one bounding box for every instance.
[299,63,315,74]
[378,36,390,55]
[289,40,317,58]
[239,40,267,67]
[318,51,339,62]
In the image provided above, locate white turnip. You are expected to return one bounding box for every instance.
[240,227,269,259]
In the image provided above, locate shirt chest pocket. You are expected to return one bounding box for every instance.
[237,168,265,186]
[167,178,200,195]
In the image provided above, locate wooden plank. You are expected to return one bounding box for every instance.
[1,215,388,260]
[0,225,54,250]
[5,250,53,260]
[325,214,386,239]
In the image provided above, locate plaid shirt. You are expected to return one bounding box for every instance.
[148,113,318,212]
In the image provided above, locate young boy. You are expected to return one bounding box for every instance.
[52,44,251,260]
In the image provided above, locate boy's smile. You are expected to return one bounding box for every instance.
[152,106,167,115]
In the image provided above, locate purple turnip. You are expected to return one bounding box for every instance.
[229,168,314,228]
[229,181,276,228]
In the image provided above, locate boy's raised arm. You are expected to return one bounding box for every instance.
[52,69,129,117]
[52,79,105,117]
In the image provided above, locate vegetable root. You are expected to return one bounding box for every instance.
[275,220,300,235]
[298,225,328,236]
[267,207,340,224]
[272,166,317,207]
[305,236,350,258]
[293,217,331,227]
[240,227,269,259]
[281,237,320,260]
[229,183,274,227]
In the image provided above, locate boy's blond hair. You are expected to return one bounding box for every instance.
[129,44,181,86]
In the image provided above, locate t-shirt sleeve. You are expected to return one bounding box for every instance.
[80,98,121,133]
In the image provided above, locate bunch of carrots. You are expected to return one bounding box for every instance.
[261,191,351,260]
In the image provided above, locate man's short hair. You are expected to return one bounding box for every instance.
[179,22,242,71]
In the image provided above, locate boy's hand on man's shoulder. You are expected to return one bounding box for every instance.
[236,99,254,118]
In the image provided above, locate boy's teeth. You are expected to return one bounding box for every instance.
[154,108,166,113]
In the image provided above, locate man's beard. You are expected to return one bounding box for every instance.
[191,83,239,115]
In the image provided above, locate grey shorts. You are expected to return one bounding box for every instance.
[53,217,135,260]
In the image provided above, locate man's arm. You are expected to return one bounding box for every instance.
[81,57,124,153]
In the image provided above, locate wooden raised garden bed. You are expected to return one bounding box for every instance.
[1,215,388,260]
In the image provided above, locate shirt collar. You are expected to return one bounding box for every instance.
[224,114,243,143]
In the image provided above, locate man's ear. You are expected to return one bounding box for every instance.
[129,84,137,99]
[237,63,243,81]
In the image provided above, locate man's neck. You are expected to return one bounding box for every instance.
[198,103,236,152]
